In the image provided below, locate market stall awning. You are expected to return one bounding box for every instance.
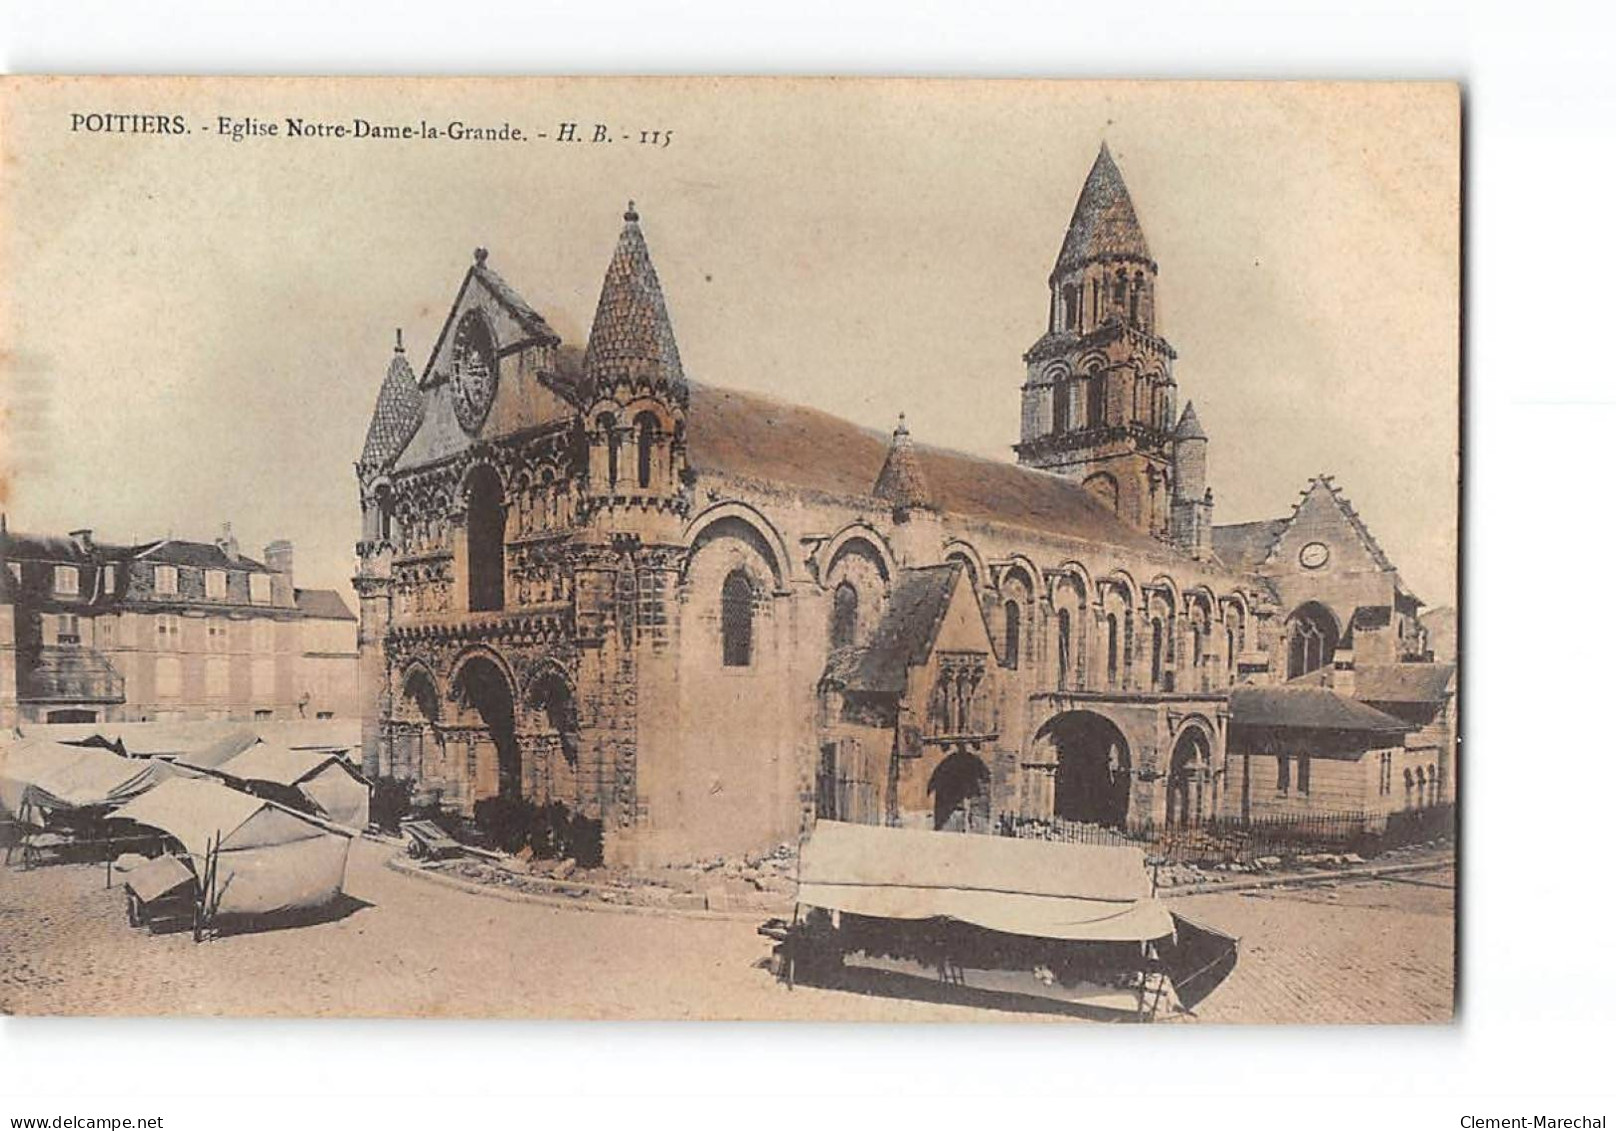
[797,820,1175,942]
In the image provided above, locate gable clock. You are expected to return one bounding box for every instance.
[450,307,499,434]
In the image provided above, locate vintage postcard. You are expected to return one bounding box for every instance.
[0,77,1458,1022]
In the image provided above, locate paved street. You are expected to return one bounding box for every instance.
[0,839,1453,1022]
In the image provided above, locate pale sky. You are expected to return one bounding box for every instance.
[0,78,1458,606]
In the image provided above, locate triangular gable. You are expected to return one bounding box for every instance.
[1261,476,1398,576]
[394,259,577,470]
[833,564,997,694]
[419,259,562,389]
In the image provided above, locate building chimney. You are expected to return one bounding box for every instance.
[69,528,93,554]
[217,521,240,562]
[264,540,295,606]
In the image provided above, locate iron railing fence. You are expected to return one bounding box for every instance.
[1000,803,1454,865]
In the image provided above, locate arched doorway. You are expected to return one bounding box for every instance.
[526,665,580,799]
[393,666,443,782]
[1043,711,1132,829]
[929,749,991,832]
[1166,726,1213,828]
[451,654,519,800]
[1286,602,1340,680]
[465,464,506,613]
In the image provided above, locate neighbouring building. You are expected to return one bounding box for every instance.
[0,522,360,727]
[354,144,1456,865]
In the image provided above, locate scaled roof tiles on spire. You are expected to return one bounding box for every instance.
[581,205,686,396]
[359,343,424,472]
[1054,142,1153,272]
[873,416,934,510]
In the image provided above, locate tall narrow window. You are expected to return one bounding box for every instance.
[635,412,657,491]
[598,414,619,488]
[1129,273,1142,325]
[1113,273,1126,307]
[1056,609,1071,691]
[1091,278,1100,323]
[1052,374,1071,434]
[1150,618,1164,689]
[721,570,755,668]
[1003,601,1021,669]
[1105,613,1120,687]
[1226,626,1237,685]
[1277,754,1291,794]
[465,464,506,613]
[830,582,859,650]
[1086,371,1106,428]
[1062,285,1079,332]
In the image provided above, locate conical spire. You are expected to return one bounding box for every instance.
[873,413,934,511]
[1054,142,1152,273]
[1174,399,1207,441]
[359,330,424,472]
[581,202,686,396]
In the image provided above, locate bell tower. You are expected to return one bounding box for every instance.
[1015,142,1179,540]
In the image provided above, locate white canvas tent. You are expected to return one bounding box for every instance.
[113,777,353,918]
[1,737,172,817]
[18,745,174,814]
[796,820,1176,942]
[217,743,370,830]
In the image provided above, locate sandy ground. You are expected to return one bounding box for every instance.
[0,839,1454,1022]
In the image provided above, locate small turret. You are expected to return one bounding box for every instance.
[1170,400,1213,560]
[873,414,934,514]
[875,414,941,567]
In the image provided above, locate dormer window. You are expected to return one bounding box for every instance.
[155,565,179,596]
[249,573,271,605]
[53,565,79,597]
[102,564,116,593]
[205,569,227,600]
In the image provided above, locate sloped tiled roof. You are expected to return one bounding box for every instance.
[872,415,934,511]
[1353,663,1456,705]
[1230,684,1409,735]
[1211,519,1289,573]
[1054,142,1152,273]
[1174,399,1207,441]
[472,255,561,346]
[686,384,1168,557]
[581,204,686,397]
[359,341,424,472]
[294,588,357,622]
[828,564,961,695]
[136,541,273,573]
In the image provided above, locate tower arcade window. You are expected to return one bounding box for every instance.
[1062,284,1079,332]
[1105,613,1120,688]
[634,412,658,490]
[1056,608,1072,690]
[1086,371,1106,427]
[1003,600,1021,669]
[829,582,859,650]
[1149,618,1164,689]
[721,570,755,668]
[597,413,619,488]
[1052,372,1072,434]
[465,464,506,613]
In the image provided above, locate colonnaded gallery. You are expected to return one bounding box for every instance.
[353,144,1457,865]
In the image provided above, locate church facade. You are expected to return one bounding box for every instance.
[353,146,1454,866]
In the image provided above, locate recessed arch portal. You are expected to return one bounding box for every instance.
[1040,710,1132,829]
[449,651,520,801]
[1166,724,1214,828]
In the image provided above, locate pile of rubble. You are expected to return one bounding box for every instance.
[413,842,801,914]
[1151,852,1371,890]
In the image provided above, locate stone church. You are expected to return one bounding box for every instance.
[353,144,1455,865]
